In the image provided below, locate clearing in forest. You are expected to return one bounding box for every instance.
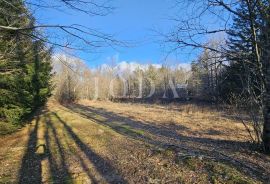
[0,100,269,183]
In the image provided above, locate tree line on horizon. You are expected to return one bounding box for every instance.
[53,56,191,102]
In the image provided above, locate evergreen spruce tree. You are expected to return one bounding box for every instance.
[223,0,262,101]
[222,1,270,149]
[0,0,52,124]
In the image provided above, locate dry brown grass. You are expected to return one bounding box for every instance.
[80,100,248,142]
[0,100,269,183]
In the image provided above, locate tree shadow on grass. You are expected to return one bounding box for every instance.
[19,116,42,184]
[44,115,72,183]
[19,110,126,183]
[52,112,127,183]
[65,103,270,183]
[66,104,250,151]
[18,112,73,183]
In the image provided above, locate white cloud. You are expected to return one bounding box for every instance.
[99,61,191,75]
[52,53,191,74]
[116,61,152,72]
[115,61,190,72]
[176,63,191,71]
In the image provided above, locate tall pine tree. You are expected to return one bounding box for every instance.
[0,0,52,124]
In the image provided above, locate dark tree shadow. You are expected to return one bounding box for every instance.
[52,112,127,184]
[65,103,270,183]
[66,104,250,151]
[19,108,127,183]
[19,116,43,184]
[44,115,72,183]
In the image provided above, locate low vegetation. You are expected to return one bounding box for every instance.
[0,100,269,183]
[0,121,21,135]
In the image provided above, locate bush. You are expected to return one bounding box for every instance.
[2,105,27,124]
[0,121,20,135]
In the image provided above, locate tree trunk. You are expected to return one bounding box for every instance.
[263,53,270,152]
[262,15,270,153]
[262,54,270,152]
[263,89,270,152]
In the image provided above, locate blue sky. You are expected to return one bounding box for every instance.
[32,0,199,67]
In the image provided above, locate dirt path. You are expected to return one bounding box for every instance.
[0,100,269,183]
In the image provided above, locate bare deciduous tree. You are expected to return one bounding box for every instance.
[164,0,270,152]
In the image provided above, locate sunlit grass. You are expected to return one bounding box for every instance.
[0,100,266,183]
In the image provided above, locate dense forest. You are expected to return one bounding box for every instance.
[0,0,270,183]
[0,0,52,124]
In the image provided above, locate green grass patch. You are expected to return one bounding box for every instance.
[205,161,255,184]
[182,157,201,171]
[178,157,256,184]
[0,175,14,183]
[111,123,145,136]
[0,121,21,135]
